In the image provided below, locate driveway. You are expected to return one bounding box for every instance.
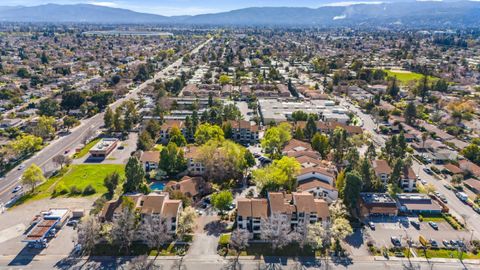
[186,215,223,260]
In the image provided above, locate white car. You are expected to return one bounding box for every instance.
[12,185,23,193]
[17,164,25,170]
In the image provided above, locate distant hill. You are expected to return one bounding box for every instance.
[1,2,480,27]
[0,4,170,24]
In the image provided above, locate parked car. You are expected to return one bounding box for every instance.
[67,219,79,227]
[410,220,421,229]
[17,164,25,170]
[429,221,439,230]
[443,240,452,249]
[423,168,433,175]
[391,236,402,247]
[444,184,453,190]
[421,179,427,185]
[12,185,22,193]
[368,222,375,230]
[430,239,439,248]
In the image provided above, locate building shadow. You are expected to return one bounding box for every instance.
[345,228,364,248]
[8,245,42,266]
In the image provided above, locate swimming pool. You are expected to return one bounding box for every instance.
[150,182,165,191]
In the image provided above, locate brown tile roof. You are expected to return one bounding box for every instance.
[268,192,295,214]
[403,166,416,180]
[161,200,182,217]
[314,199,330,220]
[227,120,258,131]
[184,146,201,159]
[140,151,160,163]
[444,163,463,175]
[464,178,480,193]
[236,198,268,218]
[286,150,321,160]
[299,167,335,178]
[165,176,207,197]
[283,139,313,153]
[292,192,317,213]
[372,160,392,175]
[297,179,336,192]
[161,120,184,130]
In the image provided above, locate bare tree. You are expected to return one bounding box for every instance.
[177,206,197,238]
[82,128,96,145]
[53,154,72,169]
[138,217,172,258]
[260,213,291,250]
[127,255,159,270]
[230,229,250,254]
[289,219,308,248]
[306,222,326,251]
[77,216,102,255]
[110,203,137,254]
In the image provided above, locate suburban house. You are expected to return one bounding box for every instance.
[401,166,417,192]
[359,193,398,218]
[372,160,392,185]
[159,120,188,143]
[236,192,330,236]
[165,175,211,201]
[226,120,260,144]
[464,178,480,194]
[396,193,443,215]
[459,159,480,178]
[99,192,182,234]
[293,121,363,136]
[184,146,205,176]
[139,151,160,172]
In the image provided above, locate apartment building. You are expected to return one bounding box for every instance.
[226,120,260,144]
[372,159,392,185]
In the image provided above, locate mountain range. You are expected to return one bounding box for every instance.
[1,2,480,27]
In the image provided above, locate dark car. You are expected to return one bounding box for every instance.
[423,168,433,175]
[410,220,421,229]
[391,236,402,247]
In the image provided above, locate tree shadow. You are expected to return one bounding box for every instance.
[204,220,227,236]
[345,228,364,248]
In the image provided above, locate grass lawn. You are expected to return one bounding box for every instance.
[416,248,480,259]
[384,70,437,85]
[13,164,125,206]
[420,216,445,222]
[74,138,101,159]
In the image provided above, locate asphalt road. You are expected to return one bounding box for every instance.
[0,38,212,205]
[0,255,473,270]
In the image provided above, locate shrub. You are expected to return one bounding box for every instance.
[430,166,440,174]
[69,185,82,195]
[218,233,231,247]
[54,183,69,195]
[418,215,424,222]
[82,184,96,195]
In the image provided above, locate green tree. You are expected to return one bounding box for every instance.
[404,101,417,125]
[219,74,232,85]
[37,99,59,117]
[294,126,305,140]
[462,144,480,165]
[304,116,318,139]
[123,156,145,193]
[194,123,224,145]
[63,116,79,131]
[417,75,430,103]
[359,158,374,191]
[342,171,362,211]
[330,127,349,165]
[104,172,121,197]
[21,163,45,192]
[222,121,234,139]
[61,91,85,112]
[137,130,154,151]
[159,142,187,177]
[32,116,56,140]
[311,133,329,159]
[366,142,377,159]
[169,126,187,147]
[387,76,399,98]
[252,156,301,193]
[104,107,114,130]
[113,107,124,132]
[211,190,233,213]
[261,122,292,159]
[336,170,346,197]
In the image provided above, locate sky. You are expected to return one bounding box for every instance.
[0,0,386,16]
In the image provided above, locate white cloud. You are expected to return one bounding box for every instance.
[88,1,118,7]
[322,1,383,7]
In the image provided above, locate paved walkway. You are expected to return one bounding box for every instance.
[185,215,223,260]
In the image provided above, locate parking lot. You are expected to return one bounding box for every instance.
[365,216,473,248]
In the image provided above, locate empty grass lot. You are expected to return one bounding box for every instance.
[13,164,125,206]
[384,70,437,85]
